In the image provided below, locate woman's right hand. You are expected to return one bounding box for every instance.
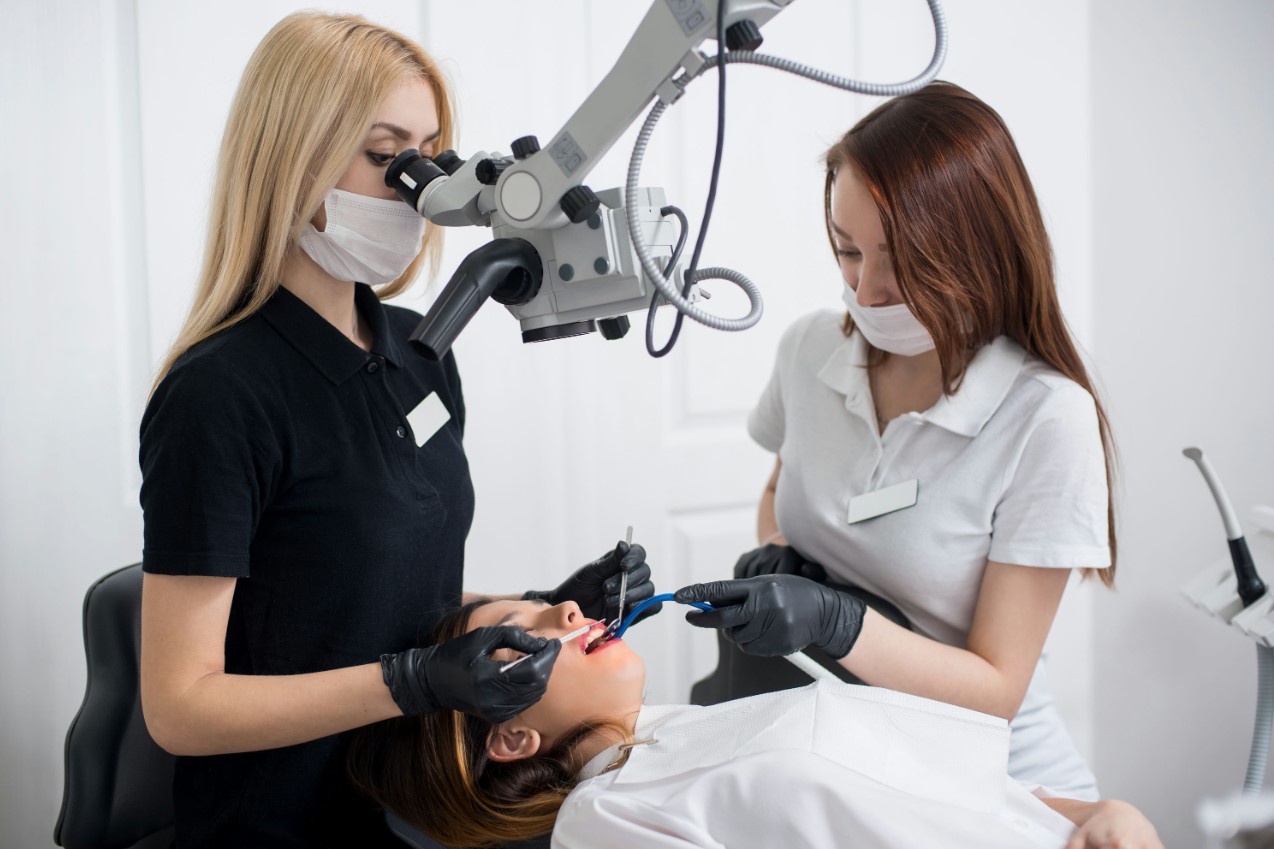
[675,575,865,660]
[380,626,561,723]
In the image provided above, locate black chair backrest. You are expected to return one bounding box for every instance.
[56,564,175,849]
[52,564,549,849]
[691,578,913,706]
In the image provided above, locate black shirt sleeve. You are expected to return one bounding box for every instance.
[140,354,282,577]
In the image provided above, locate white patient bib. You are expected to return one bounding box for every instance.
[614,682,1007,812]
[560,682,1074,849]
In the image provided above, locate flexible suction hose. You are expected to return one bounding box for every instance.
[613,593,838,683]
[1247,644,1274,794]
[625,0,948,330]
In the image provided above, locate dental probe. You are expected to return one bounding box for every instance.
[595,526,637,647]
[499,622,594,673]
[618,525,633,625]
[600,593,839,682]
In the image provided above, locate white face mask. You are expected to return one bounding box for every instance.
[842,284,936,356]
[299,188,425,286]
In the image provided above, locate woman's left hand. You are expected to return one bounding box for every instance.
[1063,800,1164,849]
[523,541,658,624]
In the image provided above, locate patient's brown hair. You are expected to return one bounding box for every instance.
[347,601,618,848]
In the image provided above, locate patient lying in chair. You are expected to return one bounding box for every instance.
[348,599,1161,849]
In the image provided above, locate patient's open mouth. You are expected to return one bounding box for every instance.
[582,622,611,654]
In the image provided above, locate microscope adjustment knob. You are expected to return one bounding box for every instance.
[432,149,464,175]
[725,19,763,52]
[511,135,541,160]
[475,157,513,186]
[560,185,601,224]
[598,316,631,341]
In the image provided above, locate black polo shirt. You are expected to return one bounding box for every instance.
[140,283,474,848]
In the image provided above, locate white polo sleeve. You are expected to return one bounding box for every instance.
[988,379,1112,570]
[748,313,825,453]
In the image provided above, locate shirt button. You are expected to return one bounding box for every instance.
[395,426,406,438]
[365,360,380,374]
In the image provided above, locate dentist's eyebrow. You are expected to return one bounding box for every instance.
[370,122,411,141]
[369,122,441,147]
[829,219,888,251]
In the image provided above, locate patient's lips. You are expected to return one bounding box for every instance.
[582,621,614,655]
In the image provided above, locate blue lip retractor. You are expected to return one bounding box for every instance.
[608,592,713,641]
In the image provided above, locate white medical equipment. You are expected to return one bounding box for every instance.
[1181,447,1274,795]
[385,0,948,360]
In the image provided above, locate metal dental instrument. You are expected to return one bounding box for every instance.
[499,622,594,673]
[591,528,635,652]
[617,524,633,624]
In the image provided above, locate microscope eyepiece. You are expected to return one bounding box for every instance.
[385,149,448,213]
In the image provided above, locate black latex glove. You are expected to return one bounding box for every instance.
[380,626,561,723]
[523,541,660,624]
[674,574,865,660]
[734,543,828,582]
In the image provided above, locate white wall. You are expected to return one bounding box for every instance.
[5,1,1263,847]
[2,1,151,845]
[1089,1,1274,844]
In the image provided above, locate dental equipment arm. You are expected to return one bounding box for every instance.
[1181,447,1272,795]
[1183,447,1266,606]
[387,0,947,359]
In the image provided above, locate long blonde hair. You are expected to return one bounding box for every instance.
[151,12,454,392]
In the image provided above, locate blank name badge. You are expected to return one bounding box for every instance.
[406,392,450,447]
[847,479,918,524]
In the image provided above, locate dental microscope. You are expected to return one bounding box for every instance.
[382,0,948,360]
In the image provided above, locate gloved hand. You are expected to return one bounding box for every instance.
[523,541,660,624]
[674,575,865,660]
[733,543,828,582]
[380,626,561,723]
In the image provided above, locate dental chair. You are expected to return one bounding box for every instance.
[691,574,912,706]
[55,563,175,849]
[55,563,548,849]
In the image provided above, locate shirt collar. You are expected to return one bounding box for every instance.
[816,331,1026,438]
[262,283,404,385]
[576,704,693,782]
[925,336,1025,437]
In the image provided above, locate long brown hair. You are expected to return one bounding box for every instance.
[151,12,455,394]
[824,81,1116,585]
[347,601,624,848]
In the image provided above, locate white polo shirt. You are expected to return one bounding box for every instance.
[748,309,1111,798]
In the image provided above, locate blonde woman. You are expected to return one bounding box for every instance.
[138,13,653,845]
